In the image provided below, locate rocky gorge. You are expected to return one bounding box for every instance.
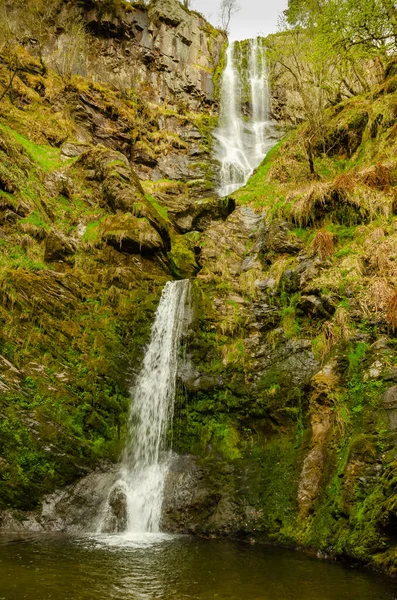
[1,0,397,583]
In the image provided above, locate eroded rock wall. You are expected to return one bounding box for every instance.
[53,0,225,112]
[0,0,227,512]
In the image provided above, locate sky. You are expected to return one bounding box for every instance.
[192,0,289,41]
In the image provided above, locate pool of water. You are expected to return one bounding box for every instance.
[0,534,395,600]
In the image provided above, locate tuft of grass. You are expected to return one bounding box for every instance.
[386,291,397,330]
[311,230,335,260]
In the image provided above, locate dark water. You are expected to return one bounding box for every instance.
[0,534,395,600]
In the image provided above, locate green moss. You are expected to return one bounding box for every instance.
[145,193,169,222]
[82,220,103,244]
[0,124,63,172]
[168,235,199,279]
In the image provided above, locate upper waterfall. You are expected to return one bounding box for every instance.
[215,38,275,197]
[99,280,190,536]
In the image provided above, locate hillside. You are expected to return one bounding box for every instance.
[0,0,397,579]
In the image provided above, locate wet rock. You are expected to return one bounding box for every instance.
[100,485,128,533]
[264,219,302,254]
[179,359,223,392]
[297,295,333,319]
[257,339,320,390]
[383,387,397,430]
[61,142,91,158]
[383,367,397,382]
[0,511,42,533]
[44,230,77,263]
[298,408,332,517]
[161,455,222,534]
[154,194,234,235]
[255,277,277,291]
[279,268,300,294]
[251,302,281,332]
[0,469,118,533]
[101,214,164,255]
[364,360,384,381]
[298,257,322,288]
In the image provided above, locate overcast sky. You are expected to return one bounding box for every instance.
[193,0,289,41]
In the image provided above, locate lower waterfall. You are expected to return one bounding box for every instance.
[98,279,190,535]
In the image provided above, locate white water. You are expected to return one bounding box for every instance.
[215,38,275,197]
[98,280,190,538]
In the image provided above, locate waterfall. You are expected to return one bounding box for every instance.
[215,38,274,197]
[99,280,190,536]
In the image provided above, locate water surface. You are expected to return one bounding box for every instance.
[0,534,395,600]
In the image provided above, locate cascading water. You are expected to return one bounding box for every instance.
[98,280,190,536]
[215,38,275,197]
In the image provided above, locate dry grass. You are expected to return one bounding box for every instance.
[18,220,48,240]
[311,230,335,260]
[287,168,394,227]
[334,307,351,340]
[142,179,187,195]
[361,277,394,315]
[321,321,338,359]
[239,268,262,300]
[268,153,305,184]
[289,181,329,225]
[367,241,397,277]
[386,290,397,330]
[358,163,391,190]
[318,307,351,361]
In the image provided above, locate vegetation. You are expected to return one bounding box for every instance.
[0,0,397,579]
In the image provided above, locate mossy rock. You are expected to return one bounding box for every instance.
[100,213,164,255]
[168,234,200,278]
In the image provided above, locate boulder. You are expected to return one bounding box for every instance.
[101,214,164,255]
[383,386,397,430]
[0,469,118,533]
[100,484,128,533]
[265,219,303,254]
[44,230,77,263]
[61,142,91,159]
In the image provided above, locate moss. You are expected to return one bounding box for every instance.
[0,124,63,172]
[168,234,200,279]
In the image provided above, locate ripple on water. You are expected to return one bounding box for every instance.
[85,531,177,550]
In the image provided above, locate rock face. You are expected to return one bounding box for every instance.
[0,469,118,534]
[0,0,228,516]
[3,0,397,581]
[57,0,225,112]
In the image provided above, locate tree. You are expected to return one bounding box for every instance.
[285,0,397,54]
[268,21,332,174]
[24,0,63,70]
[219,0,241,34]
[0,2,25,102]
[270,0,390,174]
[52,13,89,83]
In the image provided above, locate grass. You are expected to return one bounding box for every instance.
[0,124,63,172]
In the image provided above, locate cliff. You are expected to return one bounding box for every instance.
[162,74,397,576]
[1,0,397,580]
[0,0,227,510]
